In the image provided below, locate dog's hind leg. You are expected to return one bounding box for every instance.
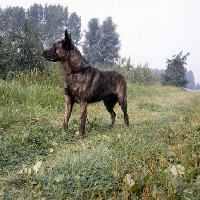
[118,97,129,127]
[62,95,74,133]
[103,94,118,128]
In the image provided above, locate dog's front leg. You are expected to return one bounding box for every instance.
[77,102,87,139]
[62,95,74,133]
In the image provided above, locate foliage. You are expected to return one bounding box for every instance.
[82,17,120,66]
[0,17,10,80]
[68,12,82,46]
[27,4,44,31]
[103,57,161,85]
[0,4,82,49]
[162,51,190,87]
[100,17,121,65]
[0,4,82,80]
[42,4,69,48]
[186,70,195,90]
[131,65,160,85]
[151,68,197,90]
[17,19,45,71]
[0,18,46,78]
[0,6,25,33]
[195,83,200,90]
[1,70,200,199]
[82,18,101,65]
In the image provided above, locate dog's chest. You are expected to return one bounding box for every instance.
[64,75,91,103]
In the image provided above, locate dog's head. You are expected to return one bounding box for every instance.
[42,29,74,62]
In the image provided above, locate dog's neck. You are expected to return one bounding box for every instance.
[62,57,72,75]
[62,47,91,75]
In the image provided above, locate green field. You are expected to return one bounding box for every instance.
[0,69,200,199]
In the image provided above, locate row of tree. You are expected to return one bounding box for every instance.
[0,4,121,79]
[116,52,199,89]
[0,4,81,47]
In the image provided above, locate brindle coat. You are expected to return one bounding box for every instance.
[42,29,129,138]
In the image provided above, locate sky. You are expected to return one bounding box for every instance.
[2,0,200,83]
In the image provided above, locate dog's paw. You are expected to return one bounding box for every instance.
[62,127,67,134]
[76,134,84,139]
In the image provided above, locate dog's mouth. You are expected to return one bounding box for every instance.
[42,52,60,62]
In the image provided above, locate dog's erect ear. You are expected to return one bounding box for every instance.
[63,29,73,50]
[65,29,69,40]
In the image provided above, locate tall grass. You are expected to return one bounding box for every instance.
[0,66,200,199]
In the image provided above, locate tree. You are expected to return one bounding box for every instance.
[0,6,25,32]
[186,70,195,90]
[28,4,83,48]
[162,52,189,87]
[28,3,44,31]
[0,18,45,79]
[82,16,120,66]
[68,12,81,46]
[131,64,158,85]
[28,4,82,48]
[99,17,121,65]
[0,5,83,79]
[0,5,82,49]
[16,18,45,71]
[0,17,12,79]
[43,4,69,48]
[195,83,200,90]
[82,18,101,65]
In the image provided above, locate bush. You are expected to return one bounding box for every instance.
[97,58,161,85]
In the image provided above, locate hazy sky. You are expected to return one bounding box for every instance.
[2,0,200,83]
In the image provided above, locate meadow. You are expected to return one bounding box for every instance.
[0,67,200,199]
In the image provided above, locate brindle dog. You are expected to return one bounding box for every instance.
[42,29,129,138]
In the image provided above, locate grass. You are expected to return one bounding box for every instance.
[0,68,200,199]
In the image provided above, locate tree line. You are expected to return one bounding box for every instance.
[0,4,198,89]
[0,4,120,79]
[0,4,81,79]
[0,4,81,47]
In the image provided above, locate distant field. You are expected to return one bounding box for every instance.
[0,72,200,199]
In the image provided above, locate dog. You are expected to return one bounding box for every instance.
[42,29,129,138]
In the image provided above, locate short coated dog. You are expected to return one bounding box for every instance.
[42,29,129,138]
